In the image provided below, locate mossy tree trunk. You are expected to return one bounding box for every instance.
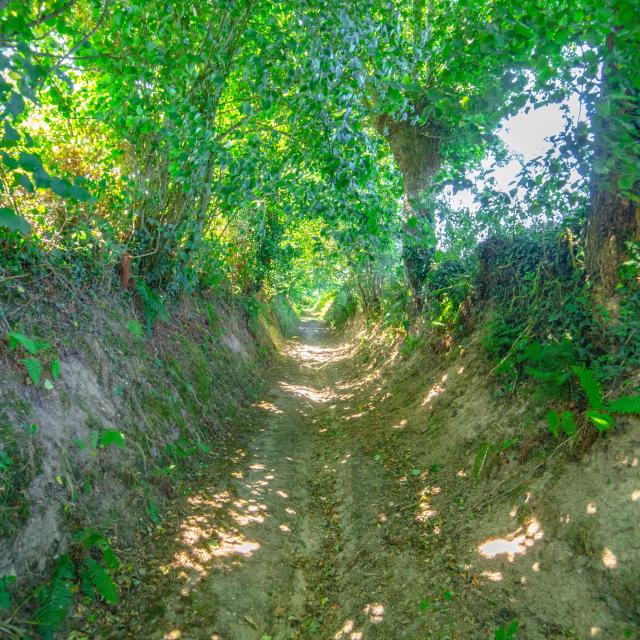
[585,178,640,291]
[585,32,640,292]
[374,113,441,302]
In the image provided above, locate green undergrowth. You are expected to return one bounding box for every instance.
[358,226,640,451]
[0,281,284,638]
[323,288,359,329]
[477,232,640,441]
[266,294,298,337]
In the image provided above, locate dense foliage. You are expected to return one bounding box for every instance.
[1,0,638,305]
[1,1,640,636]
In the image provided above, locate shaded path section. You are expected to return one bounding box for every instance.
[130,319,352,640]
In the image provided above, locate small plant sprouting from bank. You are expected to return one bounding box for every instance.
[547,366,640,438]
[135,280,168,335]
[0,575,16,610]
[6,331,61,389]
[494,620,518,640]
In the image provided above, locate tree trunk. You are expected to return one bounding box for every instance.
[585,181,640,291]
[585,32,640,293]
[374,114,441,301]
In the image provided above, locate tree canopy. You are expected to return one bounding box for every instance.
[1,0,639,303]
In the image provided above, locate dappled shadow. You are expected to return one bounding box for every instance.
[286,318,353,370]
[146,318,342,638]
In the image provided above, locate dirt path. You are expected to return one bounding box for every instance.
[85,319,521,639]
[97,319,388,640]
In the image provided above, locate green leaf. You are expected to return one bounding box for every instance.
[419,597,430,611]
[607,396,640,415]
[16,172,35,192]
[4,120,20,142]
[18,151,44,173]
[44,378,54,391]
[51,358,61,380]
[586,410,614,431]
[0,575,16,610]
[35,554,75,637]
[560,411,576,437]
[573,367,604,409]
[49,177,72,198]
[22,357,43,385]
[69,183,92,202]
[546,410,560,437]
[82,557,118,604]
[6,92,24,119]
[525,366,568,385]
[147,499,161,524]
[8,331,40,354]
[99,430,125,448]
[127,320,143,337]
[495,619,518,639]
[0,207,30,234]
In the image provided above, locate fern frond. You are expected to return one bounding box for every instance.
[21,357,43,385]
[135,280,168,327]
[573,366,604,409]
[560,411,576,437]
[35,555,75,639]
[95,538,119,570]
[546,410,560,437]
[75,528,102,548]
[607,395,640,415]
[81,558,118,604]
[525,366,564,383]
[75,529,119,569]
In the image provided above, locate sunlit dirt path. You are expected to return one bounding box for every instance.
[83,316,640,640]
[84,319,520,639]
[160,319,354,640]
[95,319,370,640]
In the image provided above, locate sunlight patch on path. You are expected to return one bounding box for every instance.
[478,518,544,561]
[279,380,332,403]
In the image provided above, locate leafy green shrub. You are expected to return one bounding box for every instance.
[548,366,640,437]
[480,231,640,397]
[6,331,60,388]
[421,257,474,328]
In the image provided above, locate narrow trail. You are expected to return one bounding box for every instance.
[92,319,476,639]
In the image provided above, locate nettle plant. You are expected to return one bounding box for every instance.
[6,331,60,389]
[548,366,640,438]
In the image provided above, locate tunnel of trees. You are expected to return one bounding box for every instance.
[1,1,640,638]
[2,0,638,303]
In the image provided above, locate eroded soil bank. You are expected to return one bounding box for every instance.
[82,318,640,640]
